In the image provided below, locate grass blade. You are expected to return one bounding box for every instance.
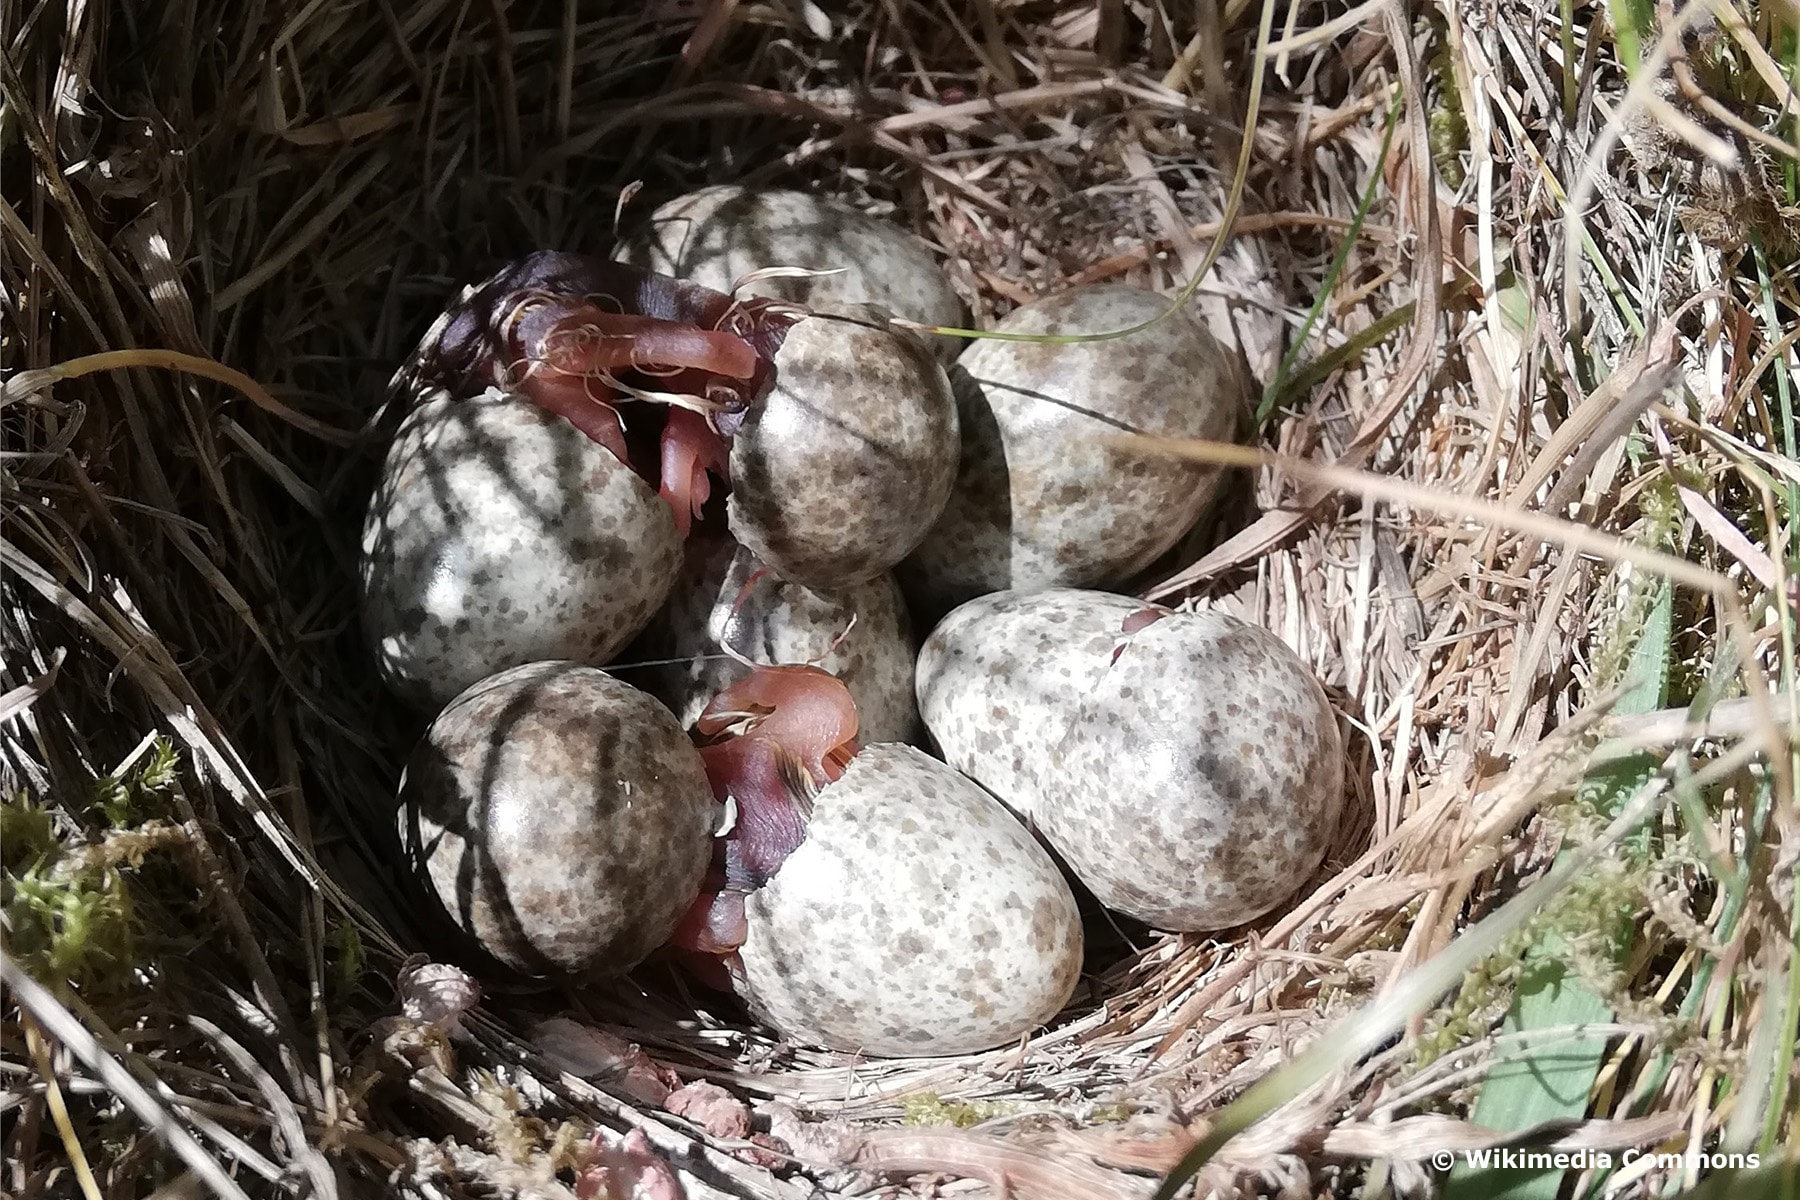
[1444,581,1672,1200]
[1660,1158,1800,1200]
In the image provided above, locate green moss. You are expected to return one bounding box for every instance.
[0,792,58,872]
[325,919,369,1007]
[1424,11,1469,188]
[901,1093,1017,1127]
[2,743,190,1000]
[1427,98,1469,191]
[1085,1103,1136,1124]
[2,813,139,998]
[91,737,179,827]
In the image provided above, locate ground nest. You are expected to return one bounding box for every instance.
[4,1,1798,1198]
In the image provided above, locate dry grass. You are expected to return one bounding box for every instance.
[3,0,1797,1197]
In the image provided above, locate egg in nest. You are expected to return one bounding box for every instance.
[670,666,1082,1056]
[393,253,957,596]
[615,185,965,338]
[621,533,920,745]
[360,388,683,710]
[397,661,717,976]
[899,286,1249,617]
[918,589,1345,931]
[726,303,958,588]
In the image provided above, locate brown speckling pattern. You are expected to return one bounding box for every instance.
[622,534,921,744]
[728,309,958,588]
[1041,608,1344,932]
[615,186,965,351]
[396,662,716,976]
[360,390,683,710]
[897,286,1248,616]
[736,743,1082,1056]
[916,589,1145,822]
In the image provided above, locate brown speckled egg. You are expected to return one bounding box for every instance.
[1044,606,1343,930]
[727,307,958,588]
[735,743,1082,1056]
[915,589,1142,822]
[621,534,921,744]
[615,186,965,334]
[897,286,1249,617]
[919,588,1343,932]
[360,389,683,710]
[396,661,716,976]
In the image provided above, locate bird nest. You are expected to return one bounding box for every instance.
[5,2,1796,1198]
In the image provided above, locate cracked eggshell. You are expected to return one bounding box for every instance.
[897,286,1249,617]
[916,589,1143,822]
[615,185,965,336]
[1042,605,1344,932]
[625,535,921,744]
[736,743,1082,1056]
[727,308,958,589]
[397,662,716,976]
[360,389,683,710]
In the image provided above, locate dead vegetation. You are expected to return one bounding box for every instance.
[2,0,1796,1197]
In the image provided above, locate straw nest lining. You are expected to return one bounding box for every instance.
[5,1,1796,1197]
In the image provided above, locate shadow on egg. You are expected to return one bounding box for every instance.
[625,187,862,300]
[893,363,1014,627]
[1053,843,1163,976]
[389,664,721,995]
[1128,460,1262,597]
[391,673,571,991]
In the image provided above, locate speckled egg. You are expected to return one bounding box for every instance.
[897,286,1250,617]
[727,307,958,588]
[360,388,684,710]
[735,743,1082,1056]
[918,589,1344,932]
[396,661,716,976]
[615,185,965,334]
[620,534,921,744]
[915,588,1142,821]
[1045,607,1344,930]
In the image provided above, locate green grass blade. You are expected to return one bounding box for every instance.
[1444,581,1672,1200]
[1257,90,1402,426]
[1624,770,1771,1143]
[1764,903,1800,1153]
[1749,242,1799,564]
[1660,1158,1799,1200]
[1442,965,1620,1199]
[1149,736,1704,1200]
[1605,0,1654,78]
